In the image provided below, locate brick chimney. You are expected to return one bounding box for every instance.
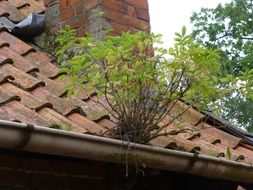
[44,0,150,37]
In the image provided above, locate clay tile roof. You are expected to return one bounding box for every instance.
[1,0,253,166]
[0,0,45,22]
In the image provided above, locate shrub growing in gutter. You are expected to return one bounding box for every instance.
[56,26,234,144]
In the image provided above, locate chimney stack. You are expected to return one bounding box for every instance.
[44,0,150,37]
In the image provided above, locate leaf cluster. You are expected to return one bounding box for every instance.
[56,27,232,144]
[191,0,253,130]
[191,0,253,75]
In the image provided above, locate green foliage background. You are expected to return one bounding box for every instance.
[191,0,253,131]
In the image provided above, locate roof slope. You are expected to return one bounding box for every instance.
[1,0,253,165]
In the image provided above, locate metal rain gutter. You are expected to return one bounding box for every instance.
[0,119,253,183]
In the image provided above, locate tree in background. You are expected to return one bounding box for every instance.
[191,0,253,131]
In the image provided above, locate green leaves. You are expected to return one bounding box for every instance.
[191,0,253,131]
[182,26,187,37]
[56,26,234,143]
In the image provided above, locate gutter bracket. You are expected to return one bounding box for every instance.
[181,153,198,173]
[13,124,34,150]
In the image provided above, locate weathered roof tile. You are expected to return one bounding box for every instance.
[1,82,52,111]
[0,108,16,121]
[31,86,82,116]
[35,73,67,97]
[71,98,109,121]
[24,51,60,78]
[150,136,201,153]
[38,107,86,132]
[197,123,242,148]
[149,136,177,149]
[0,54,12,65]
[0,46,38,72]
[68,113,106,134]
[97,118,117,130]
[170,101,205,125]
[0,31,34,55]
[0,64,45,90]
[0,85,20,106]
[190,138,225,157]
[1,101,51,127]
[0,1,26,22]
[8,0,29,8]
[235,146,253,161]
[14,0,45,16]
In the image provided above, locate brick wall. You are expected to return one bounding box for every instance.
[44,0,150,36]
[0,151,106,190]
[0,151,173,190]
[0,150,243,190]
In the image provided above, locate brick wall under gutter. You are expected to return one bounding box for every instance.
[0,150,246,190]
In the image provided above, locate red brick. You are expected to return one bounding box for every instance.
[75,2,85,15]
[123,15,149,30]
[127,6,136,17]
[70,177,105,190]
[21,157,50,172]
[0,154,21,169]
[77,26,87,37]
[50,160,71,174]
[126,0,149,10]
[102,0,127,13]
[110,21,129,33]
[47,0,150,35]
[50,159,90,176]
[0,185,26,190]
[60,7,75,21]
[84,0,99,11]
[90,162,106,179]
[69,161,90,176]
[0,168,29,186]
[104,9,124,23]
[63,16,86,29]
[136,7,150,21]
[60,0,79,10]
[31,173,69,189]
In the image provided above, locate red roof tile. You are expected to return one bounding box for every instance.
[68,113,107,134]
[0,46,38,73]
[0,31,34,55]
[0,54,12,65]
[35,73,67,96]
[14,0,45,16]
[0,108,16,121]
[71,98,110,121]
[0,0,44,22]
[196,122,241,148]
[0,64,45,90]
[24,51,60,78]
[0,85,20,106]
[1,0,253,167]
[97,118,117,130]
[31,86,81,116]
[2,101,51,126]
[0,1,26,22]
[38,107,86,132]
[1,82,52,111]
[169,101,205,125]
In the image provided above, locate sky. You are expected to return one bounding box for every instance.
[148,0,230,48]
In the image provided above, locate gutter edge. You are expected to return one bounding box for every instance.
[0,119,252,183]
